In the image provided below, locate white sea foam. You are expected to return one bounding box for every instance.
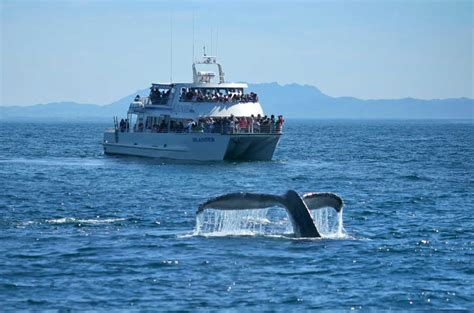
[46,217,126,225]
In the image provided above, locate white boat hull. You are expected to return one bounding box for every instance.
[103,130,280,161]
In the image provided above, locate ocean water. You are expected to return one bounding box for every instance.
[0,119,473,310]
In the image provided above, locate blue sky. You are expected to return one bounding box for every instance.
[1,0,472,106]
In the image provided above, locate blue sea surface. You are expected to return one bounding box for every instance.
[0,119,473,310]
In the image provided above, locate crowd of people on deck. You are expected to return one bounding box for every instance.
[179,88,259,103]
[192,114,285,134]
[119,118,130,132]
[133,87,259,105]
[134,87,172,105]
[118,114,284,134]
[149,87,171,104]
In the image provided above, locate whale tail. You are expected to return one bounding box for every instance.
[197,190,344,238]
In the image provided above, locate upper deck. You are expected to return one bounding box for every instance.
[128,55,264,118]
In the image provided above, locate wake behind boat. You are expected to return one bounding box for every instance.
[103,54,284,161]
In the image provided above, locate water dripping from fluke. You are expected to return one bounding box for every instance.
[193,190,348,239]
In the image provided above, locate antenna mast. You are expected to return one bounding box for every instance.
[170,14,173,83]
[192,11,195,63]
[216,27,218,57]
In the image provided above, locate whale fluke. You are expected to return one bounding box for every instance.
[197,190,344,238]
[302,192,344,213]
[197,192,284,214]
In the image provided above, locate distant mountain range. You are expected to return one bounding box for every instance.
[1,83,472,120]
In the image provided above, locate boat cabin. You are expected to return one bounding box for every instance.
[118,54,283,135]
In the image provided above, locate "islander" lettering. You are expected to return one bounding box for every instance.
[192,137,215,143]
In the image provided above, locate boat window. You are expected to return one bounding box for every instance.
[145,116,156,130]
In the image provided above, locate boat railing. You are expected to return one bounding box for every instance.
[179,98,259,104]
[137,97,150,105]
[179,90,259,103]
[132,97,171,106]
[115,117,283,135]
[124,125,282,135]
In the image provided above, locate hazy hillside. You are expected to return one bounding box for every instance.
[1,83,472,121]
[253,83,473,119]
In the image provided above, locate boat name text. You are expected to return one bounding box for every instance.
[192,137,215,143]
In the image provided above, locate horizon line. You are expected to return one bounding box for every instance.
[1,82,473,108]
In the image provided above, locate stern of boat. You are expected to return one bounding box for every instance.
[224,134,281,161]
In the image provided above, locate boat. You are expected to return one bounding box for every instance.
[102,54,284,161]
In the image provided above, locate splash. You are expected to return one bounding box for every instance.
[311,207,346,239]
[195,207,346,239]
[195,209,274,236]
